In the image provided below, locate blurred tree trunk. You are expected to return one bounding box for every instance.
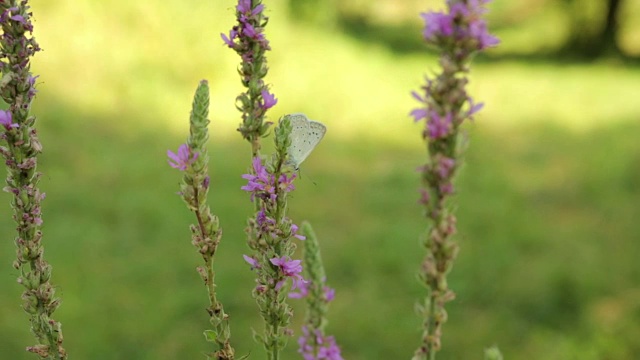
[597,0,621,53]
[564,0,623,58]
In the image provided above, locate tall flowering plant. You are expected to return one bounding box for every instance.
[222,0,277,157]
[0,2,67,359]
[409,1,499,359]
[291,222,343,360]
[223,1,309,358]
[168,80,236,359]
[241,115,308,359]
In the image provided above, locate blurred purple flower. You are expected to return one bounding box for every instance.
[420,0,499,49]
[410,108,428,122]
[323,285,335,302]
[236,0,252,13]
[467,98,485,118]
[436,156,456,179]
[427,111,452,139]
[298,326,344,360]
[290,223,306,241]
[421,11,453,40]
[469,20,500,49]
[289,278,310,299]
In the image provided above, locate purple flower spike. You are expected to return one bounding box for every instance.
[298,325,344,360]
[0,110,18,129]
[167,144,198,171]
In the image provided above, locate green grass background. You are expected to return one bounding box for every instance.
[1,0,639,359]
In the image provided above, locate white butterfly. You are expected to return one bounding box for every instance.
[286,113,326,169]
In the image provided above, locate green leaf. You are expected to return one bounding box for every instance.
[203,330,218,343]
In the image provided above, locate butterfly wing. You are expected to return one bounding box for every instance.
[288,113,312,167]
[287,113,326,168]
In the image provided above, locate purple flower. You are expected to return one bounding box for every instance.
[0,110,18,130]
[439,182,454,194]
[255,209,278,239]
[221,29,238,48]
[298,326,344,360]
[243,254,260,270]
[278,173,296,193]
[421,11,453,41]
[418,188,430,206]
[260,89,277,110]
[236,0,252,13]
[449,3,470,18]
[323,285,335,302]
[427,111,452,139]
[290,223,306,241]
[271,256,303,279]
[469,19,500,49]
[467,98,484,118]
[10,14,25,25]
[410,108,428,122]
[436,156,456,179]
[317,337,343,360]
[420,0,498,50]
[271,256,306,290]
[289,278,310,299]
[241,157,276,202]
[167,144,198,171]
[243,22,257,38]
[289,277,335,302]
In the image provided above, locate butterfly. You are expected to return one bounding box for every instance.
[286,113,326,170]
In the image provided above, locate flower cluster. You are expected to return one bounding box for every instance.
[410,78,485,142]
[289,277,335,302]
[242,156,296,202]
[221,0,270,58]
[168,81,236,359]
[240,135,307,356]
[421,0,499,51]
[222,0,276,151]
[410,1,498,359]
[298,326,343,360]
[244,255,307,291]
[277,268,301,289]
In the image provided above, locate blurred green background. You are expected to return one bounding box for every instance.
[1,0,639,359]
